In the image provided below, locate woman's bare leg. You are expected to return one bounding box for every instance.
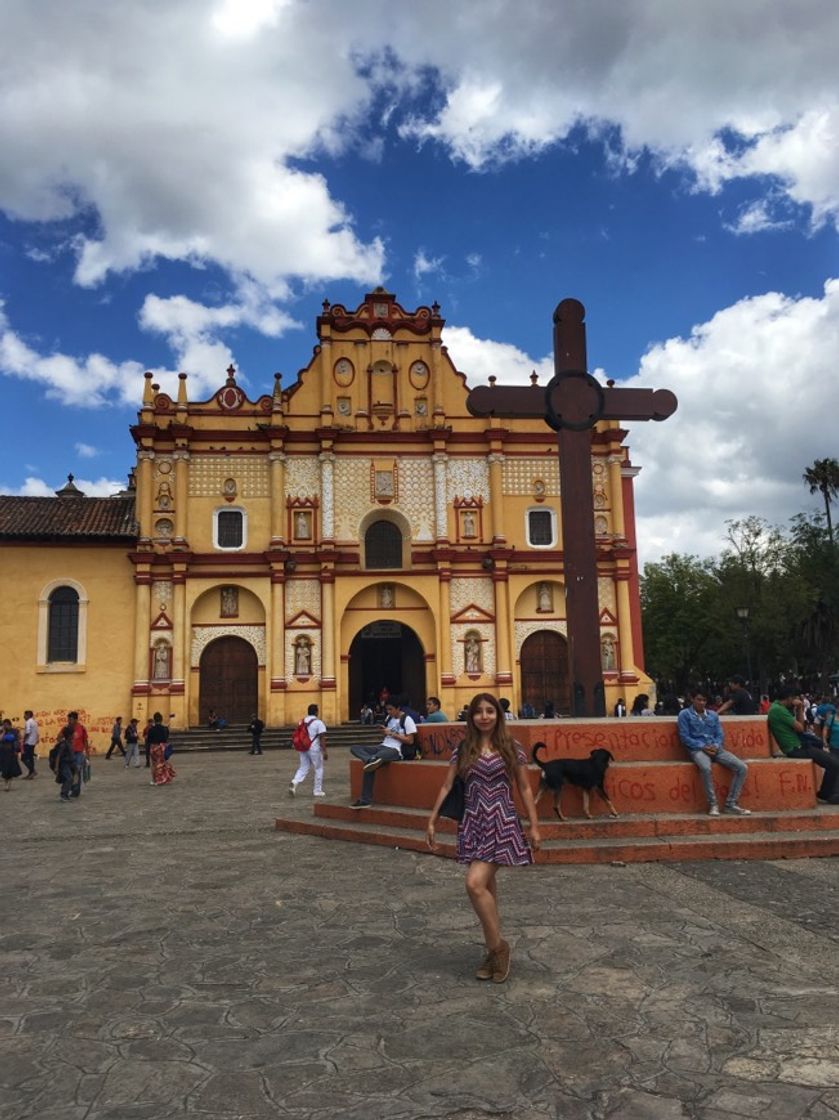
[465,861,502,949]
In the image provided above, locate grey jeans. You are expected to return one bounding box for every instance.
[690,748,748,807]
[350,744,401,802]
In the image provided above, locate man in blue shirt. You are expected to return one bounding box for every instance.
[677,689,750,816]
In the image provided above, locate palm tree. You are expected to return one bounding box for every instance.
[803,458,839,545]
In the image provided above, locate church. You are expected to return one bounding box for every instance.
[0,289,651,742]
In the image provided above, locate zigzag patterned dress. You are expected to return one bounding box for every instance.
[452,746,533,866]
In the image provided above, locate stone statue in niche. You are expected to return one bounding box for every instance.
[374,470,394,497]
[601,634,617,671]
[537,582,553,612]
[295,511,311,539]
[379,584,394,609]
[220,586,238,618]
[156,481,172,509]
[462,509,477,538]
[295,638,312,676]
[152,642,171,680]
[465,633,481,674]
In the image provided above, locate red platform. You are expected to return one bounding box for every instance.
[274,717,839,864]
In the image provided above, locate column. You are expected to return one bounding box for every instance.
[171,577,186,686]
[608,454,625,539]
[438,573,454,684]
[320,575,336,688]
[269,451,286,543]
[493,573,513,686]
[433,453,448,540]
[615,574,637,679]
[319,451,335,541]
[133,578,151,690]
[488,452,505,543]
[137,451,155,539]
[174,451,189,540]
[269,574,287,725]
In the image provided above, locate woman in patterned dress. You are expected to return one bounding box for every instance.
[426,693,541,983]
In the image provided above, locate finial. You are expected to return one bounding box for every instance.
[142,371,155,405]
[431,300,440,316]
[225,364,236,385]
[177,372,188,405]
[606,378,615,388]
[322,298,331,311]
[530,370,539,386]
[488,375,497,387]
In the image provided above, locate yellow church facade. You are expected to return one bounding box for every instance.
[0,290,650,740]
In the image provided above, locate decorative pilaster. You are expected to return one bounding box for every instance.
[438,572,454,684]
[137,451,155,539]
[319,451,335,542]
[488,453,505,543]
[173,451,189,541]
[132,579,151,694]
[433,452,448,541]
[615,573,638,681]
[269,451,286,543]
[493,572,513,685]
[171,576,186,687]
[608,454,625,538]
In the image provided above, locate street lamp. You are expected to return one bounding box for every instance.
[736,606,753,687]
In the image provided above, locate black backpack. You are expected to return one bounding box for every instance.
[397,714,419,761]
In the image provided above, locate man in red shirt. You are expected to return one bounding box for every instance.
[64,711,90,799]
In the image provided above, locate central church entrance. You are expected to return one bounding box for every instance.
[199,636,258,725]
[348,622,425,718]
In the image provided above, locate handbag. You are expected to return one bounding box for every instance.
[439,774,466,822]
[163,744,173,761]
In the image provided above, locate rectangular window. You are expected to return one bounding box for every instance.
[217,510,244,548]
[527,509,554,547]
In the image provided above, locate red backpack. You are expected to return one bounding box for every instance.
[292,717,313,752]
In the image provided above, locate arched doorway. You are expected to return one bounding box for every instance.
[199,636,257,725]
[348,622,425,717]
[520,630,570,715]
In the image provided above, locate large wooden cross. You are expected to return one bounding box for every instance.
[466,298,677,717]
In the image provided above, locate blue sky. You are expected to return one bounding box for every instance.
[1,0,838,564]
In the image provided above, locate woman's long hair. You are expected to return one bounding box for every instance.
[457,693,519,782]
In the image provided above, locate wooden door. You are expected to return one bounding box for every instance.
[199,637,258,725]
[520,630,570,715]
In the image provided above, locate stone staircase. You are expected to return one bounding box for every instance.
[167,722,378,753]
[274,717,839,864]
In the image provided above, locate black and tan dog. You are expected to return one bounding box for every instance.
[531,742,619,821]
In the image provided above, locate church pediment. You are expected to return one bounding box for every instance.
[151,610,173,630]
[599,608,617,625]
[450,602,495,624]
[287,610,320,629]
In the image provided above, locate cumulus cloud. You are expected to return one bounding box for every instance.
[413,249,445,281]
[1,0,837,310]
[0,475,124,497]
[445,280,839,566]
[74,442,99,459]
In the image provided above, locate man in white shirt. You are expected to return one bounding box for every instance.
[349,698,417,809]
[288,704,328,798]
[22,709,39,779]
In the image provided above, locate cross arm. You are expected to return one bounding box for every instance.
[466,383,677,423]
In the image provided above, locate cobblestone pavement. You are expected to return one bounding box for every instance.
[3,748,839,1120]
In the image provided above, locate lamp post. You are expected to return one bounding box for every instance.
[736,606,753,688]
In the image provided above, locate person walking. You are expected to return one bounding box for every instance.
[426,693,541,984]
[289,704,328,798]
[123,718,141,768]
[247,714,265,755]
[22,709,39,779]
[147,712,176,786]
[0,720,22,791]
[65,711,89,798]
[52,726,76,802]
[105,716,126,760]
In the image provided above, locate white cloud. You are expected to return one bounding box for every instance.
[0,300,145,407]
[724,198,793,236]
[74,442,99,459]
[413,249,445,281]
[0,475,124,497]
[443,324,552,385]
[0,0,837,307]
[445,281,839,566]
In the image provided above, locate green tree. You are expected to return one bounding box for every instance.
[803,458,839,545]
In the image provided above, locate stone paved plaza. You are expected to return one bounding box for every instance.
[3,747,839,1120]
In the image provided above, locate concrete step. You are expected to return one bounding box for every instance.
[273,811,839,864]
[156,724,377,753]
[310,801,839,840]
[348,757,819,816]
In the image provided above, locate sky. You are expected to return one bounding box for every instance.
[1,0,838,567]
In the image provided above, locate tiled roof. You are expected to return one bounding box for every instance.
[0,495,138,540]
